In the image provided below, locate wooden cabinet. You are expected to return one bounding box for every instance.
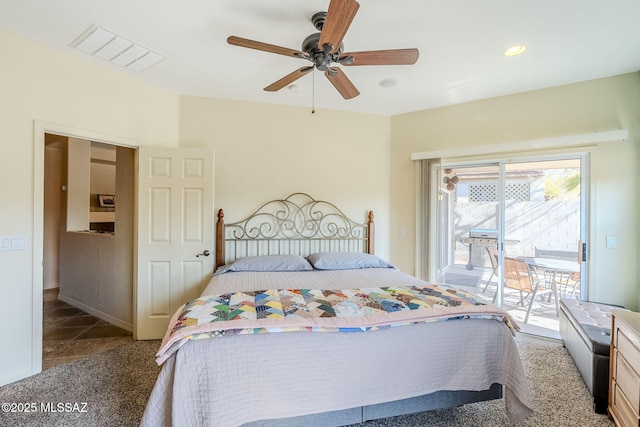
[610,309,640,427]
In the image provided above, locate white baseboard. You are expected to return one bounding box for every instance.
[0,368,37,387]
[57,294,132,332]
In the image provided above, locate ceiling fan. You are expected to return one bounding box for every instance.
[227,0,419,100]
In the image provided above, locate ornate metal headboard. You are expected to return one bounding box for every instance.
[216,193,375,268]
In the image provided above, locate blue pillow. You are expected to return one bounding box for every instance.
[307,252,395,270]
[216,255,313,274]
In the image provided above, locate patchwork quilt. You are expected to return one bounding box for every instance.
[156,284,518,365]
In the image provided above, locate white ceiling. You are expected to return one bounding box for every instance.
[2,0,640,115]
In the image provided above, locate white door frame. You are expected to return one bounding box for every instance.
[32,121,139,376]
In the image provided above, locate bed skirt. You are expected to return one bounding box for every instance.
[243,384,503,426]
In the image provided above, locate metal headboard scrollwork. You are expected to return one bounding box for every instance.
[216,193,375,268]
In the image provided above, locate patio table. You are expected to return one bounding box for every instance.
[523,257,581,316]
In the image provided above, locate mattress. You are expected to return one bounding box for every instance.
[141,268,533,426]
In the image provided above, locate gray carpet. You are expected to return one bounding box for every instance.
[0,334,613,426]
[0,340,161,427]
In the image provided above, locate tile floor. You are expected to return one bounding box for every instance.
[43,288,133,370]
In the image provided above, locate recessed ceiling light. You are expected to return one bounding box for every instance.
[70,24,165,72]
[504,45,526,57]
[379,79,398,88]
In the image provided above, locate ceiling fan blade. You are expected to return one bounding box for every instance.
[227,36,306,58]
[340,48,419,66]
[325,67,360,99]
[318,0,360,54]
[264,67,314,92]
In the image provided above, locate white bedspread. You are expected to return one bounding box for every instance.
[141,269,533,426]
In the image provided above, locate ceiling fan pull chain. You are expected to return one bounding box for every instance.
[311,68,316,114]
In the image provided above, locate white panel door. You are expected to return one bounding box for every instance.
[136,147,214,339]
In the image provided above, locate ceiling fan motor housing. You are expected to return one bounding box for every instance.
[302,32,344,72]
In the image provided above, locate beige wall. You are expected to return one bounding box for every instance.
[390,73,640,309]
[178,96,392,259]
[0,29,180,385]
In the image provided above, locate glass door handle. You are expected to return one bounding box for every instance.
[577,240,586,264]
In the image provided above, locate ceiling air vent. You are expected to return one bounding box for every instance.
[70,24,164,72]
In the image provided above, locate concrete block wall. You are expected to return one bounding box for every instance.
[453,200,580,266]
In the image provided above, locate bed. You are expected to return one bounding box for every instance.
[141,193,533,427]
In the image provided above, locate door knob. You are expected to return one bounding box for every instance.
[197,250,211,257]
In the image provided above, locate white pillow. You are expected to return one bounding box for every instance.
[307,252,395,270]
[216,255,312,274]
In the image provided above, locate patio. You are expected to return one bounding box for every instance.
[442,262,571,339]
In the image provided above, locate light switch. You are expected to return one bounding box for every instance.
[606,236,617,249]
[0,236,28,251]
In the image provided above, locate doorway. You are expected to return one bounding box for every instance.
[435,155,586,338]
[42,132,135,368]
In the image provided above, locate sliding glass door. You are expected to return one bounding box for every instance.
[434,155,586,337]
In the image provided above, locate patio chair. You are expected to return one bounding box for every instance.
[534,246,578,261]
[498,257,554,323]
[494,257,531,305]
[555,270,581,299]
[526,262,560,322]
[481,246,499,294]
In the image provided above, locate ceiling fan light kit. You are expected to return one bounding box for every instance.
[226,0,419,100]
